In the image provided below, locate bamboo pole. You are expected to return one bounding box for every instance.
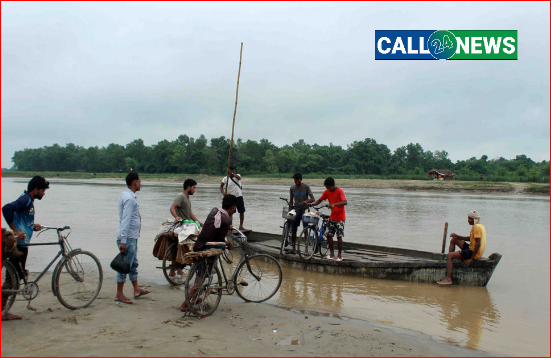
[441,222,448,254]
[225,42,243,195]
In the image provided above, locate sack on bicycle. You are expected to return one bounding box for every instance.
[110,252,131,274]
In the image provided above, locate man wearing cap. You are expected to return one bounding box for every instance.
[437,210,486,285]
[220,165,247,231]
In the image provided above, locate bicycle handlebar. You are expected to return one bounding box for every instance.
[41,226,71,232]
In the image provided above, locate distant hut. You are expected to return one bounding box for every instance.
[427,169,456,181]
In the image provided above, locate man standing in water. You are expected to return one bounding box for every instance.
[437,210,486,285]
[287,173,315,254]
[309,177,347,261]
[115,172,150,304]
[2,175,49,321]
[220,165,247,231]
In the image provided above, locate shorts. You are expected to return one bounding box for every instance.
[291,209,305,229]
[237,196,246,214]
[460,244,474,260]
[326,220,345,238]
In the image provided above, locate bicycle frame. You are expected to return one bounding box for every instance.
[199,229,261,293]
[10,226,76,290]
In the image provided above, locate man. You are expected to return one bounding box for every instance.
[309,177,347,261]
[168,178,202,277]
[2,175,49,321]
[115,172,150,304]
[170,178,202,225]
[287,173,315,254]
[220,165,247,231]
[180,194,237,312]
[437,210,486,285]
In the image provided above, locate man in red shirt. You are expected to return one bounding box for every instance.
[309,177,347,261]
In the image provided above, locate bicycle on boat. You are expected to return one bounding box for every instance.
[278,197,304,255]
[297,205,330,260]
[184,228,283,317]
[1,225,103,318]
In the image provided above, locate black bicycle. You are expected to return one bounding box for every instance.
[1,226,103,318]
[184,228,283,317]
[279,197,303,255]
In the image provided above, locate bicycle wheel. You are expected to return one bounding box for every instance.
[223,234,244,264]
[235,254,282,303]
[318,231,330,258]
[162,242,190,286]
[55,251,103,309]
[297,226,317,260]
[279,222,290,255]
[185,259,222,317]
[1,260,20,318]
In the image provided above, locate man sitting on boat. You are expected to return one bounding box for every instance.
[437,210,486,285]
[309,177,347,261]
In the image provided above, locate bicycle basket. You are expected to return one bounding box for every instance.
[282,207,297,220]
[302,212,319,225]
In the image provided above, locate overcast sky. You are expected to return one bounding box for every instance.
[2,2,549,168]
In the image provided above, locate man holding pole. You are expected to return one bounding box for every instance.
[437,210,486,285]
[220,165,247,231]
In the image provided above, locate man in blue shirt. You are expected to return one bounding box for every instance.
[115,172,150,304]
[2,175,49,321]
[2,176,49,274]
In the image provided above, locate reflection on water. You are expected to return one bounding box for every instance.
[273,267,500,350]
[1,178,548,356]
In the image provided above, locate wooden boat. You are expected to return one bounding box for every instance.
[233,231,502,287]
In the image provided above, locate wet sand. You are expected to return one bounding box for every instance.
[1,274,489,357]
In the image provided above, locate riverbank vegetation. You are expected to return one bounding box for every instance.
[8,135,550,183]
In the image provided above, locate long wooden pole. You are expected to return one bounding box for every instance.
[225,42,243,195]
[441,222,449,254]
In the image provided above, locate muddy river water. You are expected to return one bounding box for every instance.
[2,178,549,356]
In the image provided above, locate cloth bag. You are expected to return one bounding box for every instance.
[110,252,130,274]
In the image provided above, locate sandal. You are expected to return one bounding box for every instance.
[115,295,133,304]
[134,288,150,298]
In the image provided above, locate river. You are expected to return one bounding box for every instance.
[1,177,549,356]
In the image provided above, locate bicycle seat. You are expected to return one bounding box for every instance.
[320,214,330,219]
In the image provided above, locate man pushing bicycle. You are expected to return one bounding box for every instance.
[180,194,237,312]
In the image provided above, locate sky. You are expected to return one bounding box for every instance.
[1,2,550,168]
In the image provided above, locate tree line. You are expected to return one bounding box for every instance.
[10,135,550,182]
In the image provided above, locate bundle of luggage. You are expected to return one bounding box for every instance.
[152,219,201,264]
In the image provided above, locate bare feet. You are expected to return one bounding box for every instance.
[115,295,133,304]
[239,227,249,231]
[437,278,453,285]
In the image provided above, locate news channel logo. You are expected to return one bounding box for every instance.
[375,30,518,60]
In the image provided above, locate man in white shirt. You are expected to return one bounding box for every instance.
[220,165,247,231]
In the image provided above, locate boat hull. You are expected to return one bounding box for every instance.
[234,231,502,287]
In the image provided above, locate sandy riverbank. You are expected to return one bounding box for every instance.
[1,274,489,357]
[3,172,548,195]
[151,176,548,195]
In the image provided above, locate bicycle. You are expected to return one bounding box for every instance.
[160,219,199,286]
[1,225,103,319]
[278,197,303,255]
[184,228,282,317]
[297,205,330,260]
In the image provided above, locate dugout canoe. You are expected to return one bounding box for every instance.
[231,231,502,287]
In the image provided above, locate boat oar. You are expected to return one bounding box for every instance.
[225,42,243,195]
[441,222,448,254]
